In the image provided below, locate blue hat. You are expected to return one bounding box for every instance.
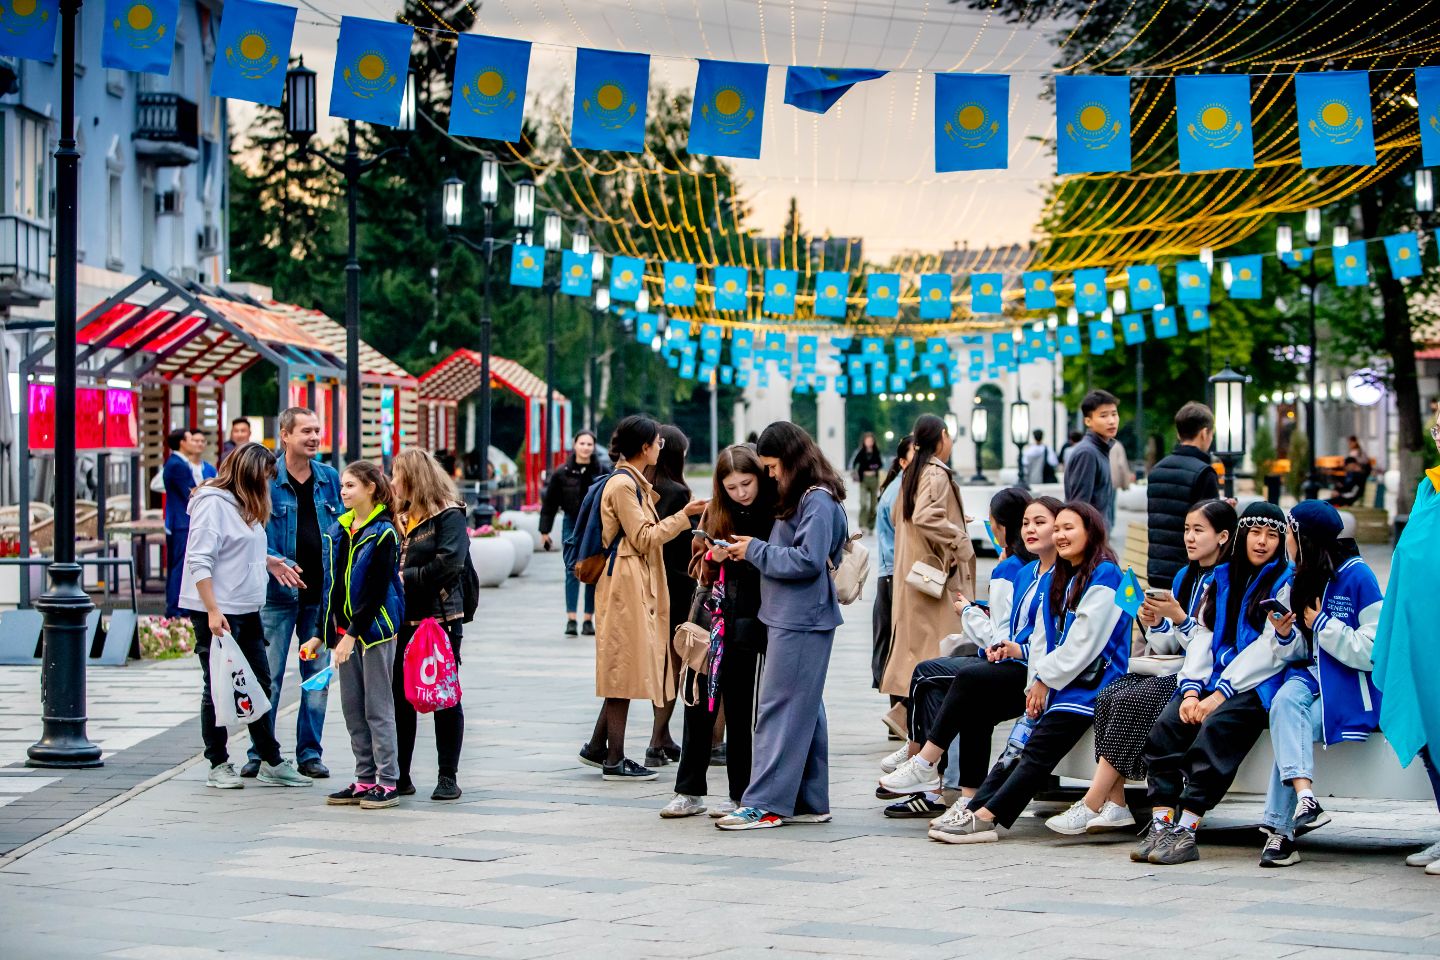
[1289,499,1342,543]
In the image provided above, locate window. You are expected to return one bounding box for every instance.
[107,173,122,269]
[16,114,49,223]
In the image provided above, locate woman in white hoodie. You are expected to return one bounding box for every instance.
[182,443,312,790]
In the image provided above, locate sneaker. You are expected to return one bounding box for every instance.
[1292,795,1332,835]
[239,759,260,779]
[1259,832,1300,868]
[928,808,999,844]
[1086,800,1136,834]
[710,743,727,766]
[578,742,606,769]
[931,796,971,829]
[431,776,462,802]
[643,747,671,768]
[298,759,330,779]
[206,762,243,790]
[880,744,912,774]
[1148,825,1200,865]
[257,759,313,788]
[602,758,658,781]
[1131,820,1170,862]
[326,783,368,806]
[660,794,707,818]
[1045,799,1100,836]
[782,812,832,824]
[885,794,946,819]
[1426,860,1440,877]
[709,798,738,818]
[878,757,942,797]
[582,620,595,636]
[359,785,400,809]
[1406,839,1440,867]
[715,806,783,831]
[397,779,417,797]
[564,620,579,637]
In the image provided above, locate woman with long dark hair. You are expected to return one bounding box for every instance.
[647,424,694,768]
[872,434,913,692]
[929,502,1132,844]
[711,422,849,830]
[539,429,604,636]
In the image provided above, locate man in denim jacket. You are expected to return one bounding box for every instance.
[242,407,342,779]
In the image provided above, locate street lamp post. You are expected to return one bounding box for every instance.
[969,404,990,484]
[542,212,563,478]
[284,62,415,461]
[591,281,609,431]
[1010,394,1031,490]
[1209,362,1251,499]
[28,0,102,768]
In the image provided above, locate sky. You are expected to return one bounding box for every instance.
[255,0,1065,262]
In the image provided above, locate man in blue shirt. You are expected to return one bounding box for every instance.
[1063,389,1121,528]
[162,428,215,616]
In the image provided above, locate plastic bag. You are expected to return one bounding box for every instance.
[403,617,461,714]
[208,631,271,726]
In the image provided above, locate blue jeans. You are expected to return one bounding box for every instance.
[1262,676,1323,836]
[560,515,595,617]
[248,600,327,765]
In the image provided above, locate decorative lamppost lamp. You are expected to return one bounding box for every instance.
[969,404,989,484]
[1209,362,1251,498]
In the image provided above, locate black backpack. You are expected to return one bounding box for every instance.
[460,550,480,623]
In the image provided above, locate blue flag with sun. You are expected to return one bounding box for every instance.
[1417,67,1440,168]
[1022,270,1055,310]
[610,255,645,302]
[1072,268,1108,314]
[1279,248,1313,269]
[1088,320,1115,354]
[783,66,887,114]
[1057,325,1083,356]
[970,273,1003,314]
[509,245,544,289]
[814,271,849,318]
[1228,255,1263,299]
[1333,241,1369,286]
[559,250,592,297]
[211,0,296,106]
[1295,70,1375,169]
[0,0,58,61]
[764,270,798,315]
[935,73,1008,172]
[919,273,952,319]
[1185,305,1211,332]
[1175,74,1254,173]
[1127,265,1164,310]
[1056,75,1131,174]
[690,59,767,159]
[1121,313,1147,346]
[449,34,530,142]
[663,262,697,307]
[1383,232,1423,279]
[867,273,901,318]
[573,48,650,153]
[1152,306,1179,339]
[1116,568,1144,617]
[330,17,413,126]
[1176,261,1212,305]
[102,0,179,75]
[713,266,748,312]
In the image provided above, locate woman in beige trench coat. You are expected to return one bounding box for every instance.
[580,415,707,782]
[883,414,977,700]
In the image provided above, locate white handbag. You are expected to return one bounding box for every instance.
[905,557,948,599]
[1128,654,1184,677]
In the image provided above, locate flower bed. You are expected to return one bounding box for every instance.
[138,616,195,660]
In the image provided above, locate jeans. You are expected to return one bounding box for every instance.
[165,529,189,617]
[249,600,328,766]
[859,474,880,532]
[560,515,595,616]
[1262,677,1323,836]
[191,611,282,767]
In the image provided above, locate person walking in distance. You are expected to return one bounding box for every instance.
[1021,429,1059,486]
[852,432,885,535]
[539,430,605,636]
[1064,390,1121,527]
[163,428,216,617]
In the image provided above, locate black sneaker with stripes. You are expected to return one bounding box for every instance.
[883,793,947,819]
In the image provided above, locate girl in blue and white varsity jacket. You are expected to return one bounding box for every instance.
[1256,500,1383,868]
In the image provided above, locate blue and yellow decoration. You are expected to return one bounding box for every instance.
[102,0,178,75]
[1228,255,1263,299]
[1417,67,1440,168]
[1333,240,1369,287]
[1152,306,1179,339]
[783,66,887,114]
[1176,261,1211,305]
[559,250,591,297]
[935,73,1008,172]
[690,59,767,159]
[572,48,650,154]
[1127,264,1164,310]
[1279,248,1313,268]
[450,34,531,142]
[1174,74,1253,173]
[0,0,58,62]
[1057,325,1083,356]
[1383,232,1423,279]
[1121,313,1147,346]
[1295,70,1375,169]
[919,273,953,319]
[1056,75,1131,174]
[713,266,748,312]
[1088,320,1114,355]
[211,0,296,107]
[764,269,798,316]
[1022,270,1054,311]
[635,313,658,344]
[609,255,644,302]
[508,244,544,289]
[1185,305,1211,332]
[329,16,413,127]
[867,273,901,318]
[1072,267,1108,314]
[815,271,849,319]
[970,273,1003,314]
[1116,568,1144,617]
[663,261,698,308]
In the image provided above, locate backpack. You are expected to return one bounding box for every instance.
[804,486,869,605]
[567,471,645,585]
[459,551,480,623]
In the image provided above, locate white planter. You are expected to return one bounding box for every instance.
[469,536,515,588]
[498,530,532,576]
[501,510,544,551]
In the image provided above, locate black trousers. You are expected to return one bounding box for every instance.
[871,575,894,690]
[910,657,1027,788]
[392,620,466,783]
[1143,689,1268,815]
[191,611,282,767]
[674,647,760,802]
[969,709,1093,828]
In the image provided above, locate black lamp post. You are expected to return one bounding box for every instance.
[590,274,609,431]
[1279,208,1327,500]
[1010,390,1030,490]
[285,60,415,462]
[541,212,563,478]
[1209,362,1250,499]
[969,404,989,484]
[28,0,101,768]
[441,161,535,525]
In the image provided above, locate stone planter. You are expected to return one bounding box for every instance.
[501,510,544,551]
[469,536,515,588]
[498,530,532,576]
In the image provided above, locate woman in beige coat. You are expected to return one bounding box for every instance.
[579,415,707,781]
[883,414,977,701]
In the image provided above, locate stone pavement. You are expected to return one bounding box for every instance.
[1,533,1437,960]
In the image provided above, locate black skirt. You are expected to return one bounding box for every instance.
[1092,672,1179,781]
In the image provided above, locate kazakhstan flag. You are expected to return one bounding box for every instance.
[1333,241,1369,287]
[919,274,952,319]
[1185,305,1211,332]
[731,328,754,358]
[1417,67,1440,168]
[935,73,1008,172]
[450,34,530,142]
[1127,265,1164,311]
[1152,307,1179,339]
[867,273,901,318]
[765,270,798,316]
[1175,74,1254,173]
[784,66,887,114]
[713,266,748,312]
[1072,268,1108,314]
[1023,270,1055,311]
[970,273,1003,314]
[814,271,849,318]
[1121,313,1147,346]
[330,17,413,126]
[509,245,544,289]
[1295,71,1375,169]
[862,337,885,360]
[763,332,788,358]
[1228,255,1263,299]
[559,250,592,297]
[1057,325,1082,356]
[690,60,767,159]
[211,0,295,106]
[635,313,657,344]
[1383,233,1422,279]
[0,0,57,61]
[573,48,650,154]
[1088,320,1115,354]
[1279,248,1313,269]
[1176,261,1212,305]
[664,262,698,307]
[798,335,819,368]
[1056,75,1131,174]
[102,0,179,75]
[610,255,645,302]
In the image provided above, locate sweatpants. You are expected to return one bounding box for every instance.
[969,709,1093,828]
[674,647,760,802]
[339,639,399,788]
[190,611,282,768]
[392,620,466,785]
[871,575,894,690]
[741,627,833,818]
[910,657,1027,788]
[1143,689,1268,815]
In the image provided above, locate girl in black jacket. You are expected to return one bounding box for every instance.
[539,430,604,636]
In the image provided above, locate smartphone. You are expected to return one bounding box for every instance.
[1143,588,1172,602]
[691,529,731,549]
[1259,598,1291,618]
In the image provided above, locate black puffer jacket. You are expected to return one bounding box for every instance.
[538,457,605,535]
[1146,444,1220,586]
[400,505,469,624]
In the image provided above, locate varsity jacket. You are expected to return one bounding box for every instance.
[1036,560,1133,717]
[1143,564,1215,655]
[1176,558,1293,706]
[957,553,1025,652]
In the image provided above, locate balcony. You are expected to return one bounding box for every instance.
[133,92,199,166]
[0,215,53,307]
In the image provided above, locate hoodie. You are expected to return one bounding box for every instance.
[179,487,270,614]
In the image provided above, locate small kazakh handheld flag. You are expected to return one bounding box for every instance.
[102,0,179,75]
[572,48,650,154]
[1294,70,1376,169]
[783,66,887,114]
[450,34,531,142]
[330,17,413,126]
[0,0,58,62]
[935,73,1008,172]
[664,262,698,307]
[1279,248,1313,269]
[1174,74,1254,173]
[610,255,645,302]
[508,244,544,288]
[1185,305,1211,332]
[970,273,1003,314]
[1152,306,1179,338]
[1022,270,1055,310]
[919,273,953,319]
[1088,320,1115,354]
[210,0,296,106]
[713,266,748,312]
[814,271,849,318]
[1383,232,1423,279]
[1116,567,1144,618]
[1417,66,1440,168]
[1056,75,1131,174]
[1057,325,1083,356]
[1127,265,1164,310]
[1333,241,1369,287]
[1176,261,1212,305]
[1072,268,1108,314]
[1227,255,1263,299]
[1121,313,1147,346]
[764,269,799,315]
[867,273,901,318]
[690,60,767,160]
[559,250,592,297]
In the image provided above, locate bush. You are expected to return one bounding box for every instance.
[138,616,195,660]
[1285,428,1309,501]
[1252,418,1276,478]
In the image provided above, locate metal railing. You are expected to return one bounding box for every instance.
[134,92,199,152]
[0,213,51,287]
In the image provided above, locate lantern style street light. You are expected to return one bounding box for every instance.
[969,404,989,484]
[1209,362,1251,498]
[1009,395,1031,489]
[542,212,564,476]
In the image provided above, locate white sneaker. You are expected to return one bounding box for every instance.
[1085,800,1136,833]
[257,758,313,787]
[930,796,970,828]
[1427,860,1440,877]
[708,798,738,818]
[206,762,243,789]
[659,794,707,819]
[1045,799,1099,836]
[880,744,912,774]
[878,757,941,796]
[782,812,832,824]
[1406,839,1440,867]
